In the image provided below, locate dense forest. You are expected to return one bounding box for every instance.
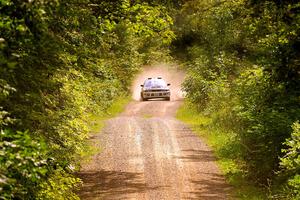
[0,0,299,199]
[0,0,174,199]
[174,0,300,199]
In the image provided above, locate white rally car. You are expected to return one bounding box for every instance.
[140,77,171,101]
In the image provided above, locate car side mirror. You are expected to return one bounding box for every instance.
[140,85,144,87]
[167,83,171,86]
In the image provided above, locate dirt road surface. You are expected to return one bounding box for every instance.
[78,64,232,200]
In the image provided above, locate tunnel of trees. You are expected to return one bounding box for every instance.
[0,0,299,199]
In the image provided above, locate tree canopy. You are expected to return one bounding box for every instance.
[0,0,174,198]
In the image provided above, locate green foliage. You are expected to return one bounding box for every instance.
[174,0,300,195]
[36,169,81,200]
[0,0,174,199]
[278,122,300,199]
[0,129,48,199]
[176,102,267,199]
[281,122,300,173]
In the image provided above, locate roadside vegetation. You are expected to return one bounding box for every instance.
[90,96,132,131]
[173,0,300,199]
[177,103,267,199]
[0,0,173,199]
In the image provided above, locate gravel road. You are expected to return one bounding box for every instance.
[78,65,232,200]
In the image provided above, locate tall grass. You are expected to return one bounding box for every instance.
[87,95,132,133]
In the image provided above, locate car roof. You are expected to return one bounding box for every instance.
[144,78,167,87]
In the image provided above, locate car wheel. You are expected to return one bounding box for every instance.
[141,97,147,101]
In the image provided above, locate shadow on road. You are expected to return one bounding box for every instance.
[77,170,166,199]
[174,149,217,163]
[187,172,232,200]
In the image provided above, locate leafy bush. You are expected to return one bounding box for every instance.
[36,169,81,200]
[233,67,299,181]
[174,0,300,193]
[0,129,49,199]
[0,0,175,199]
[279,122,300,199]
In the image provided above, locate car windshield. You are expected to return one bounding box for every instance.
[144,79,167,88]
